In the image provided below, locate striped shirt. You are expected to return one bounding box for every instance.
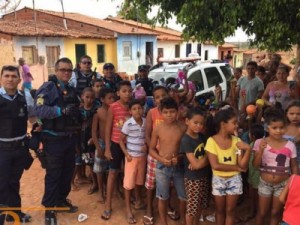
[110,101,131,143]
[121,117,146,157]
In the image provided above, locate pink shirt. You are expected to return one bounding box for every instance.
[110,101,130,143]
[21,65,32,83]
[253,139,297,175]
[283,175,300,225]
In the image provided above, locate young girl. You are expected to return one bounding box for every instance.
[180,107,211,225]
[205,106,251,225]
[253,107,299,225]
[284,100,300,168]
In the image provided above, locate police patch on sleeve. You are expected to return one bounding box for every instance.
[36,95,44,105]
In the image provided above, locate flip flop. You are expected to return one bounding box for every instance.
[127,216,137,224]
[101,210,112,220]
[167,209,180,220]
[143,215,154,225]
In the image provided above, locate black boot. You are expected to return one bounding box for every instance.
[45,210,57,225]
[56,199,78,213]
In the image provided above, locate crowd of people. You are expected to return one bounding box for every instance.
[0,53,300,225]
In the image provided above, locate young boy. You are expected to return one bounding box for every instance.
[119,99,147,224]
[92,87,115,203]
[144,86,168,225]
[101,80,132,220]
[149,97,187,225]
[91,78,105,108]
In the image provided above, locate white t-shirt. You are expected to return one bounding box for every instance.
[121,117,146,157]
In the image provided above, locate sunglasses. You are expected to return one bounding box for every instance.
[58,68,73,73]
[81,61,92,65]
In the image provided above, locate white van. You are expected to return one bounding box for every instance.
[148,62,232,100]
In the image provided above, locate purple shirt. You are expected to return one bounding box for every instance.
[21,64,32,83]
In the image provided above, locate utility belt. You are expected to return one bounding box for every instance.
[0,138,27,148]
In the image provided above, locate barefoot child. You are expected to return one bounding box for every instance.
[253,107,299,225]
[120,99,147,224]
[144,86,168,225]
[149,97,186,225]
[205,106,251,225]
[101,81,132,220]
[180,107,211,225]
[92,88,115,203]
[78,87,98,194]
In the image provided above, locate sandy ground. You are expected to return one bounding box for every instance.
[8,156,255,225]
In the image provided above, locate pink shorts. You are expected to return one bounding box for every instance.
[145,154,157,190]
[123,156,147,190]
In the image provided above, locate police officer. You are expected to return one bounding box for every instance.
[34,58,81,225]
[69,55,101,95]
[0,65,32,225]
[102,63,122,92]
[135,64,154,96]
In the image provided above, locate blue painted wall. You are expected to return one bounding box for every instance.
[117,34,157,75]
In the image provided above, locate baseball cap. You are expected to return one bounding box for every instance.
[138,65,150,72]
[103,63,115,70]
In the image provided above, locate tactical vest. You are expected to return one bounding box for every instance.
[75,70,95,96]
[0,93,28,138]
[42,80,81,132]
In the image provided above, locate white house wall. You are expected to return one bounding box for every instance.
[13,36,65,88]
[157,41,181,60]
[181,42,218,60]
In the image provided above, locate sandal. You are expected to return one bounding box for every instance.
[167,209,180,220]
[101,210,112,220]
[127,216,137,224]
[143,215,154,225]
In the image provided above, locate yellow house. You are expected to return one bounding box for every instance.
[64,38,117,74]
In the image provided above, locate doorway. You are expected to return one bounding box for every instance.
[145,42,153,66]
[75,44,86,65]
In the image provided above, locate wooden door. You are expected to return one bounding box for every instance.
[46,46,60,75]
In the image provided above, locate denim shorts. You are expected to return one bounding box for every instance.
[155,162,186,201]
[258,177,287,197]
[212,174,243,196]
[93,139,108,173]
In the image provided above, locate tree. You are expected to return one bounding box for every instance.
[129,0,300,67]
[117,0,155,25]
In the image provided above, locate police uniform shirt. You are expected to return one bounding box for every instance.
[0,87,32,141]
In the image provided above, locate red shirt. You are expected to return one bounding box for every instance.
[283,175,300,225]
[110,101,130,143]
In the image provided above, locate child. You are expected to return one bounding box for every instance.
[149,97,186,225]
[92,88,115,203]
[245,124,264,222]
[79,87,98,194]
[91,78,105,108]
[279,175,300,225]
[205,106,251,225]
[253,107,299,225]
[180,107,211,225]
[144,86,168,225]
[101,80,132,220]
[284,100,300,168]
[119,99,147,224]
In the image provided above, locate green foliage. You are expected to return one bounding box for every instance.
[129,0,300,51]
[117,0,155,25]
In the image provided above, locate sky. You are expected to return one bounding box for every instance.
[1,0,249,42]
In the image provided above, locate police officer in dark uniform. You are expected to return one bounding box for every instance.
[0,66,32,225]
[34,58,81,225]
[135,65,154,96]
[102,63,122,92]
[69,55,102,96]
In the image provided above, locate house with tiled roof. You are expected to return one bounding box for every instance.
[2,7,158,75]
[0,17,116,88]
[106,17,220,61]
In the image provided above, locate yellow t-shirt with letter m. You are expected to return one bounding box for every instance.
[205,136,240,177]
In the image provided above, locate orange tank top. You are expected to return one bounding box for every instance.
[150,107,164,129]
